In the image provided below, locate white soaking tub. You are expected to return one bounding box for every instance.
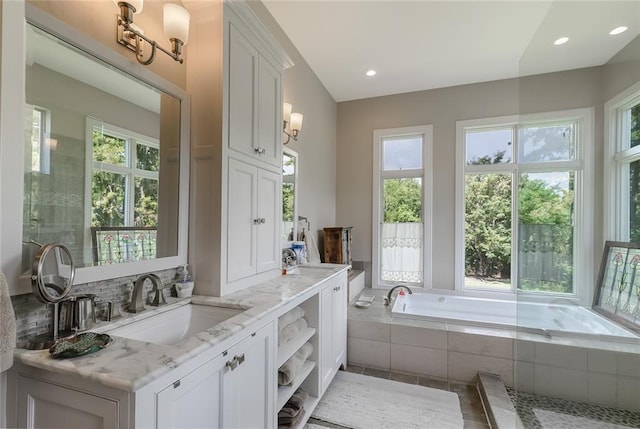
[391,293,638,342]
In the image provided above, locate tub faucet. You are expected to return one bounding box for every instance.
[384,284,413,306]
[129,273,162,313]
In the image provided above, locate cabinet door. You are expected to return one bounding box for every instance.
[221,324,274,429]
[319,274,348,394]
[319,285,334,394]
[157,356,223,429]
[228,22,258,157]
[256,168,281,273]
[331,276,348,370]
[257,56,282,167]
[227,158,258,282]
[17,375,119,429]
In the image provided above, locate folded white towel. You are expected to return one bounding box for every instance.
[278,317,308,346]
[278,342,313,386]
[278,306,305,332]
[0,271,16,372]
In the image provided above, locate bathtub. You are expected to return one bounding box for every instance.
[391,293,638,342]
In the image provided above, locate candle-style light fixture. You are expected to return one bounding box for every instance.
[115,0,190,65]
[283,103,303,145]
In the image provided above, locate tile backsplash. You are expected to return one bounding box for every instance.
[11,268,178,346]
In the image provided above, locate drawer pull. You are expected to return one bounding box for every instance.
[226,357,239,370]
[173,380,181,389]
[237,353,246,365]
[254,147,266,155]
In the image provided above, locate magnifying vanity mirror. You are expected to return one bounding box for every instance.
[282,148,298,244]
[3,5,190,294]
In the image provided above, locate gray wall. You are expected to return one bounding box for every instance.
[337,68,602,290]
[248,2,338,243]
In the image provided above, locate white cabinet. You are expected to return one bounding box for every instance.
[319,273,348,394]
[227,158,281,283]
[157,322,274,429]
[16,376,120,429]
[227,17,282,168]
[189,2,288,297]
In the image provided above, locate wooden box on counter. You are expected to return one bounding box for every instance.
[323,227,352,268]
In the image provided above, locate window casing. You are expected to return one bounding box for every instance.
[605,82,640,243]
[455,109,594,302]
[85,118,159,230]
[372,125,433,289]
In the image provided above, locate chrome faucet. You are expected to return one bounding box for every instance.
[282,248,297,267]
[384,284,413,306]
[129,273,162,313]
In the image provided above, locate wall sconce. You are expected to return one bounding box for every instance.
[115,0,190,65]
[283,103,303,145]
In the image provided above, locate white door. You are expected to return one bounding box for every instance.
[257,55,281,167]
[157,357,223,429]
[256,168,281,273]
[227,158,257,282]
[319,285,334,394]
[221,324,274,429]
[18,376,119,429]
[332,277,348,370]
[227,22,258,157]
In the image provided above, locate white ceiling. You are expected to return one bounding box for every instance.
[263,1,640,102]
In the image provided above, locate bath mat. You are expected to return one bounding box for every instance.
[311,371,464,429]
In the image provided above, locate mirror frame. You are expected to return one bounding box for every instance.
[1,3,190,295]
[282,147,298,248]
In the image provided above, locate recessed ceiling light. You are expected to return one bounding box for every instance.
[554,37,569,46]
[610,26,628,35]
[366,70,377,77]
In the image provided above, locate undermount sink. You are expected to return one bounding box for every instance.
[105,304,244,345]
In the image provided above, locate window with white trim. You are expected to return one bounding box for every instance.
[455,109,593,299]
[86,119,159,228]
[372,125,433,289]
[606,83,640,243]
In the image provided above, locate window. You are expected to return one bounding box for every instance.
[372,125,433,288]
[27,105,53,174]
[86,119,159,229]
[456,109,593,299]
[605,82,640,243]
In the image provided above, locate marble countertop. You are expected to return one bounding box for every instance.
[15,264,348,392]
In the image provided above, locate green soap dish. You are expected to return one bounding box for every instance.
[49,332,113,359]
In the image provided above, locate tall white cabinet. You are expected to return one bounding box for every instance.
[189,1,292,297]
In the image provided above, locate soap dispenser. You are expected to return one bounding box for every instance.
[176,264,194,298]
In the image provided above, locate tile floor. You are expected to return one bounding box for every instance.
[307,365,490,429]
[508,388,640,428]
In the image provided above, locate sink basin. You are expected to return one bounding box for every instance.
[106,304,244,345]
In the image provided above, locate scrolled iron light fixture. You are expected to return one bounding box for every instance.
[283,103,303,145]
[115,0,190,65]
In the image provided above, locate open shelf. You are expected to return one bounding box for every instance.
[288,394,320,429]
[277,359,315,411]
[277,327,316,367]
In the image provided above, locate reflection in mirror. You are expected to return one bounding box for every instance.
[282,148,298,243]
[22,23,181,272]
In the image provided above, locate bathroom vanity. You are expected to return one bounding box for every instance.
[7,265,348,428]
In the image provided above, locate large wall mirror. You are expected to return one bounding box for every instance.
[2,5,189,294]
[282,148,298,245]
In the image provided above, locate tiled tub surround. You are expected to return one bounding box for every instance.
[12,264,348,392]
[348,289,640,412]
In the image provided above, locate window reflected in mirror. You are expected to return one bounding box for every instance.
[22,23,181,272]
[282,149,298,242]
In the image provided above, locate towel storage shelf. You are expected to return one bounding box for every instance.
[277,359,315,411]
[290,394,320,429]
[277,327,316,367]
